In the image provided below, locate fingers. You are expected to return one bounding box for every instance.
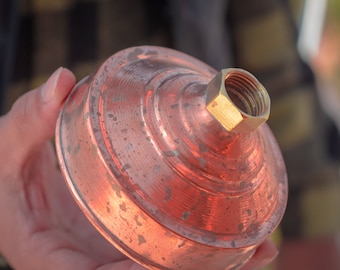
[1,67,76,165]
[240,239,279,270]
[97,259,148,270]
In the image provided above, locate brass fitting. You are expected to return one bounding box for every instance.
[206,68,270,133]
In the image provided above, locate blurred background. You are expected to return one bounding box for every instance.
[1,0,340,269]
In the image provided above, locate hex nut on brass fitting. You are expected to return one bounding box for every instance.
[206,68,270,133]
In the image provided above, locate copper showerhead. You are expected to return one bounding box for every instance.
[56,46,287,270]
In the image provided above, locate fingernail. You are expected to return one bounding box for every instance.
[41,67,64,103]
[262,249,279,266]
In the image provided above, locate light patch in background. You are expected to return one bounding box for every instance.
[298,0,328,62]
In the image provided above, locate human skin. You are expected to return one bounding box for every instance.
[0,67,277,270]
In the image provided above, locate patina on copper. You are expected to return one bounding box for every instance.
[55,46,288,270]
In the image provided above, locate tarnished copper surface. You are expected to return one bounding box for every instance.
[55,46,288,270]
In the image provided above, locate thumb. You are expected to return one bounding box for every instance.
[239,239,279,270]
[2,67,76,163]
